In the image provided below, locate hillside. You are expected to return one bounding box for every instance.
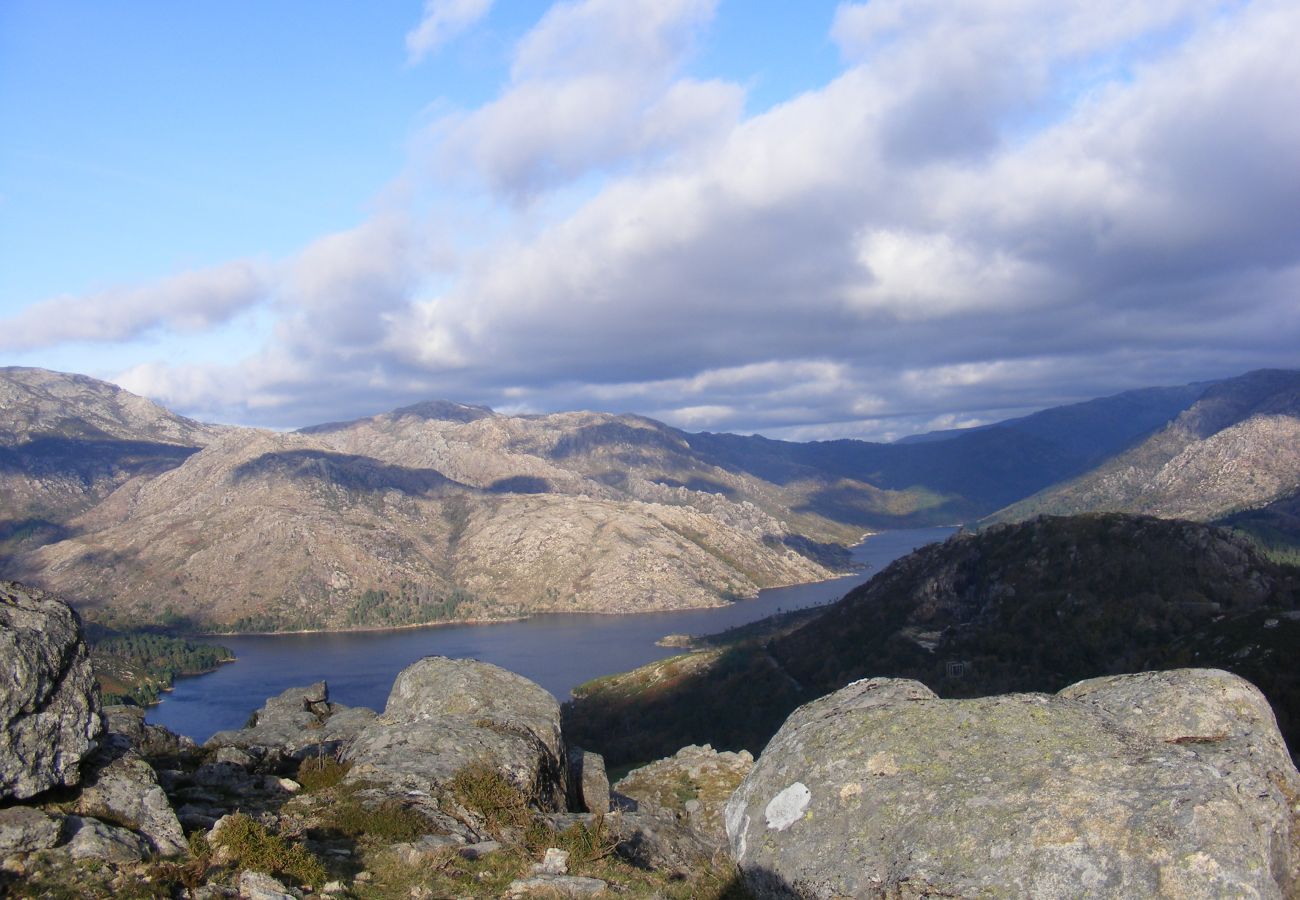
[563,514,1300,766]
[991,369,1300,524]
[0,367,218,563]
[0,366,1274,632]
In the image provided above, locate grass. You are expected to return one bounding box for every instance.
[296,754,352,792]
[208,813,327,888]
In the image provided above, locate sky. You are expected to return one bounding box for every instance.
[2,0,1298,442]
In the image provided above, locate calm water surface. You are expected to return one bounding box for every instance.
[148,527,956,741]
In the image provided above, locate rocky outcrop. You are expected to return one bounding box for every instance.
[0,581,101,800]
[73,739,188,857]
[726,670,1300,899]
[205,681,375,762]
[343,657,568,812]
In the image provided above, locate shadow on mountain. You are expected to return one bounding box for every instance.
[230,450,464,496]
[0,437,199,482]
[488,475,551,494]
[0,518,75,560]
[765,533,855,570]
[550,421,687,459]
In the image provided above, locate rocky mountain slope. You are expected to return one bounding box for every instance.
[564,514,1300,766]
[2,365,1284,631]
[0,367,217,559]
[991,369,1300,524]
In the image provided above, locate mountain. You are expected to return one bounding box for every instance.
[990,369,1300,524]
[563,513,1300,766]
[0,367,217,561]
[0,366,1280,632]
[683,379,1210,527]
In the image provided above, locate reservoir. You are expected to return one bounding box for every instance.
[148,526,956,741]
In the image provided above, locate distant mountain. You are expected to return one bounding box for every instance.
[990,369,1300,524]
[0,367,218,560]
[2,365,1284,632]
[564,514,1300,766]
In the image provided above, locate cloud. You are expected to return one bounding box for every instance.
[406,0,494,63]
[435,0,731,200]
[87,1,1300,440]
[0,261,267,350]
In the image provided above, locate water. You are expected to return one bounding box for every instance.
[147,526,956,741]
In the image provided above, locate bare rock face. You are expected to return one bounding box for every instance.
[726,670,1300,899]
[343,657,568,812]
[0,581,102,800]
[74,739,188,857]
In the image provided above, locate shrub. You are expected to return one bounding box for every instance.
[296,755,352,792]
[210,813,326,887]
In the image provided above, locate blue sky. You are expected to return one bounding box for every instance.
[2,0,1297,439]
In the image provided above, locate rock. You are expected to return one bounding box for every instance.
[63,815,151,863]
[0,581,102,800]
[458,840,503,860]
[343,657,567,812]
[567,746,610,814]
[504,873,609,897]
[74,742,188,856]
[206,682,375,760]
[213,746,255,767]
[614,743,752,854]
[0,806,63,854]
[238,869,300,900]
[536,847,569,875]
[726,670,1300,899]
[102,704,195,760]
[389,833,464,865]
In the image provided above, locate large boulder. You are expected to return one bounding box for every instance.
[726,670,1300,899]
[343,657,567,812]
[206,681,375,761]
[0,581,102,800]
[73,738,188,856]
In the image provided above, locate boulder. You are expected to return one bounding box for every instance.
[567,746,610,814]
[726,670,1300,899]
[0,581,102,800]
[343,657,567,812]
[206,681,375,760]
[102,704,195,760]
[74,740,188,856]
[0,806,63,854]
[63,815,151,863]
[611,745,753,874]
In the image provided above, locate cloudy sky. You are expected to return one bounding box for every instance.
[2,0,1297,441]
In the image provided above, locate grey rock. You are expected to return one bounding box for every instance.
[388,832,464,865]
[504,873,609,897]
[726,669,1300,899]
[238,868,301,900]
[102,704,195,760]
[213,746,254,767]
[567,746,610,814]
[0,806,63,853]
[613,808,716,874]
[614,743,753,855]
[0,581,102,800]
[344,657,567,812]
[75,743,188,856]
[536,847,569,874]
[206,682,375,759]
[192,760,257,793]
[458,839,503,860]
[64,815,151,863]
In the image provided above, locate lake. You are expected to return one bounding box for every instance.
[147,526,957,741]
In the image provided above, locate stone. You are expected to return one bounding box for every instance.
[0,581,102,800]
[536,847,569,875]
[238,868,300,900]
[206,682,375,759]
[504,874,609,897]
[75,742,188,856]
[614,743,753,856]
[458,840,503,860]
[214,746,255,767]
[343,657,567,812]
[0,806,63,854]
[726,670,1300,899]
[102,704,195,760]
[63,815,150,863]
[567,746,610,814]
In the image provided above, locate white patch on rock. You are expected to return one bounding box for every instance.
[765,782,811,831]
[725,792,751,860]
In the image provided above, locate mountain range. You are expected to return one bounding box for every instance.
[2,365,1297,630]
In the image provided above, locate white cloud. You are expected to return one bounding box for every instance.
[406,0,494,63]
[0,261,267,350]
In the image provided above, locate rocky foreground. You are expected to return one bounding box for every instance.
[3,581,1299,898]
